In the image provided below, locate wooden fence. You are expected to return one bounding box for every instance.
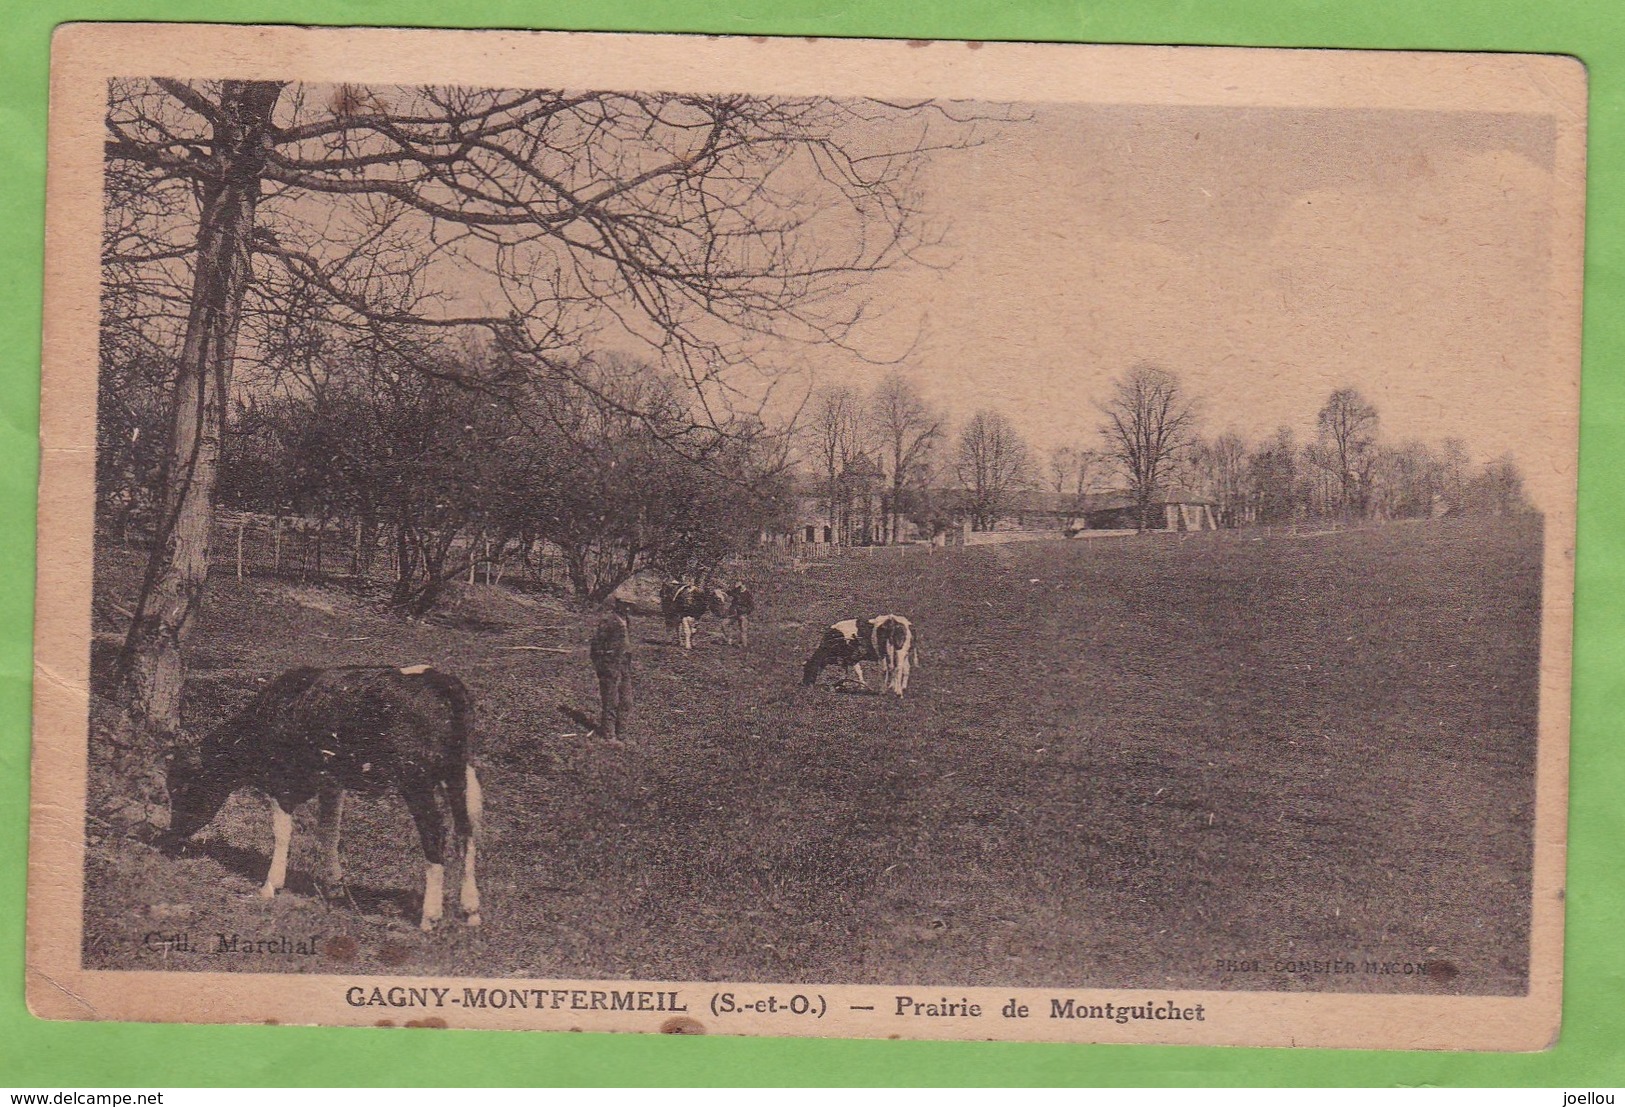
[206,511,574,592]
[200,511,1363,598]
[204,511,955,591]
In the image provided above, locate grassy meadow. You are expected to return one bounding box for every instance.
[82,516,1542,995]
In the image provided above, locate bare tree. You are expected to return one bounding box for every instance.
[806,384,863,545]
[869,373,941,544]
[1047,446,1075,494]
[1047,444,1100,497]
[841,451,885,545]
[106,82,284,760]
[1314,387,1381,519]
[955,410,1030,531]
[1097,364,1198,531]
[1462,454,1533,517]
[1300,440,1341,517]
[103,78,973,764]
[1246,427,1300,524]
[1369,439,1443,521]
[527,356,794,595]
[1193,432,1249,527]
[1436,436,1472,514]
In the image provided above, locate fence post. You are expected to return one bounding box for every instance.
[236,519,245,582]
[272,517,281,575]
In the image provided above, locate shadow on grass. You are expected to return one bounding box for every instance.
[182,836,421,921]
[557,702,601,734]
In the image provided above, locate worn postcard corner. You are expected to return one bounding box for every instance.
[28,23,1583,1049]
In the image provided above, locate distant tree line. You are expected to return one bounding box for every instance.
[793,364,1532,540]
[804,373,1048,540]
[1086,366,1531,531]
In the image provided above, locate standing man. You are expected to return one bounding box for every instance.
[590,599,635,740]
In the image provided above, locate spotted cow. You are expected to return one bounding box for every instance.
[800,614,916,697]
[660,580,754,649]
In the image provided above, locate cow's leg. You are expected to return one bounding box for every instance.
[681,615,695,650]
[801,648,830,686]
[422,863,445,932]
[459,766,483,927]
[850,663,866,689]
[402,784,448,931]
[316,781,346,891]
[260,801,294,899]
[736,614,749,650]
[883,650,908,696]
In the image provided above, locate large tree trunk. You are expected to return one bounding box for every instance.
[1136,484,1155,532]
[114,81,283,826]
[826,475,838,546]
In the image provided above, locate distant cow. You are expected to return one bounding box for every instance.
[164,665,483,931]
[801,615,916,697]
[660,580,754,649]
[589,602,635,740]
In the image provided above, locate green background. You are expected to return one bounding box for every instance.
[3,0,1622,1088]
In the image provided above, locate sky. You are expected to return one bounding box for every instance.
[231,84,1570,507]
[775,101,1563,498]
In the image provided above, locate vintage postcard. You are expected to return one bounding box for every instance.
[29,24,1584,1048]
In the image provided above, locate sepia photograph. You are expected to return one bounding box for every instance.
[28,25,1584,1048]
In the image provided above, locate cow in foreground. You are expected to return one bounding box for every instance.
[660,580,754,649]
[801,615,916,697]
[164,665,483,931]
[589,601,635,740]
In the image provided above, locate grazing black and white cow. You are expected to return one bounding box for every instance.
[589,602,635,740]
[800,615,916,697]
[660,580,754,649]
[164,665,483,931]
